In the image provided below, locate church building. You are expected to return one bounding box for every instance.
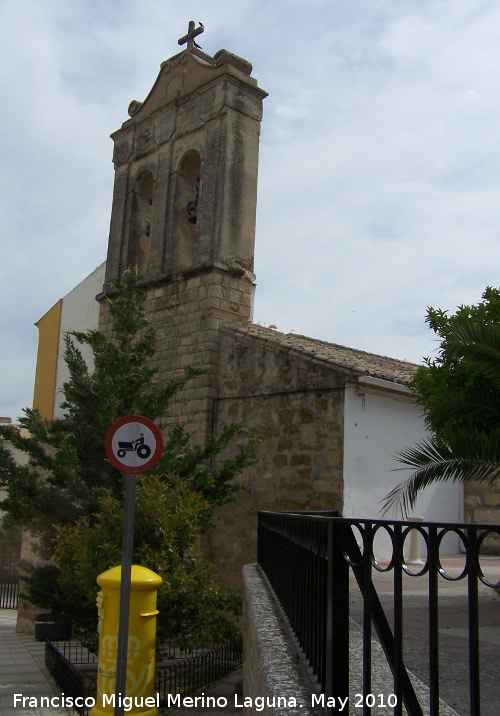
[32,23,464,592]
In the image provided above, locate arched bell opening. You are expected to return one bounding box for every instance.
[127,170,154,273]
[174,150,201,270]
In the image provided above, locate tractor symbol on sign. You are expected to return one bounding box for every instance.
[117,433,151,460]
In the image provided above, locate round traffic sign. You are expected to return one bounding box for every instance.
[105,415,163,474]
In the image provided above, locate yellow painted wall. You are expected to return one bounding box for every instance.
[32,300,62,420]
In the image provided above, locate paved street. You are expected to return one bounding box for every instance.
[348,555,500,716]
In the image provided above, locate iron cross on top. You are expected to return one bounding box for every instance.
[178,20,204,51]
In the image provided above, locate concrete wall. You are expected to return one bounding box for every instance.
[343,381,463,558]
[32,263,105,421]
[32,300,62,420]
[243,563,322,716]
[53,263,105,419]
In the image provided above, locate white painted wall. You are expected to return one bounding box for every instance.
[53,263,106,419]
[343,381,463,559]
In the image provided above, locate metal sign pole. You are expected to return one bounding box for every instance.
[114,472,137,716]
[104,415,163,716]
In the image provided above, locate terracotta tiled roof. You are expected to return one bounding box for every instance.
[226,323,418,386]
[0,419,30,439]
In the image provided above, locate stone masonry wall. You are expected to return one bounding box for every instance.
[464,480,500,554]
[16,528,52,634]
[98,268,253,443]
[208,328,349,591]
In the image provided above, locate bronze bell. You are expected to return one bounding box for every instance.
[187,176,199,224]
[187,204,197,224]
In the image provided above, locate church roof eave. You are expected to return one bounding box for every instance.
[221,323,418,388]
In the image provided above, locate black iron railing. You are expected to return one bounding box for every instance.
[0,581,19,609]
[45,640,97,714]
[257,511,500,716]
[45,638,242,715]
[155,640,242,709]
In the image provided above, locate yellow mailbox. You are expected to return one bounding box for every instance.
[91,565,162,716]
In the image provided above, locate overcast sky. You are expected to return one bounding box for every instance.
[2,0,500,421]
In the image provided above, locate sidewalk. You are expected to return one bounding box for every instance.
[0,609,70,716]
[0,609,243,716]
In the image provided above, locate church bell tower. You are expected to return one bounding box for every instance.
[100,22,267,438]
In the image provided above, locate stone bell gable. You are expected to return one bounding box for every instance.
[104,42,267,285]
[99,25,268,443]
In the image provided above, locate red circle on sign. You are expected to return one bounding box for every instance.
[105,415,163,474]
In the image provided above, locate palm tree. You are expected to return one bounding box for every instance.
[382,320,500,517]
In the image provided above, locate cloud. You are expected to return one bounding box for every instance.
[2,0,500,419]
[254,1,500,354]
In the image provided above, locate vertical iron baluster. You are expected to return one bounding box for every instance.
[325,520,334,716]
[328,520,350,711]
[318,521,328,690]
[428,525,439,715]
[302,521,310,664]
[363,523,373,716]
[468,528,481,716]
[393,523,403,716]
[311,524,319,685]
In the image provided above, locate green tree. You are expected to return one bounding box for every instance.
[45,475,242,647]
[0,270,259,643]
[383,287,500,516]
